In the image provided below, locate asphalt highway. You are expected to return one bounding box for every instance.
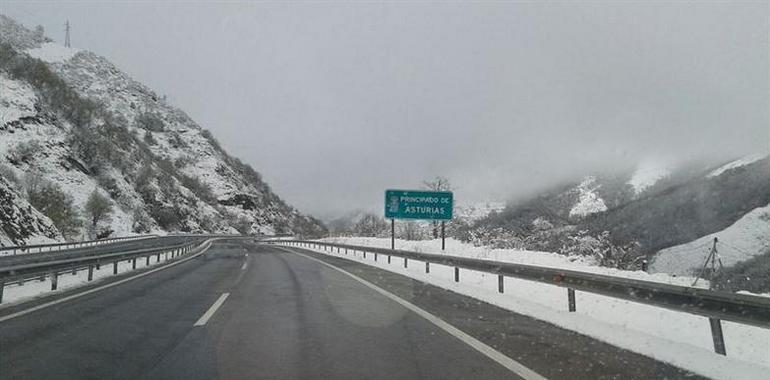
[0,241,702,380]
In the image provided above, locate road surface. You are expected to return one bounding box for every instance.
[0,241,701,379]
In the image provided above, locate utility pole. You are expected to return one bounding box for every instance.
[64,20,71,48]
[692,237,723,288]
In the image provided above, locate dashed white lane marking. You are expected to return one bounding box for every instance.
[194,292,230,327]
[271,245,547,380]
[241,261,248,270]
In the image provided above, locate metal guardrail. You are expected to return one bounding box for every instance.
[0,238,206,303]
[274,240,770,356]
[0,234,158,255]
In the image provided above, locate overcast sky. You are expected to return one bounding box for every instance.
[3,1,768,218]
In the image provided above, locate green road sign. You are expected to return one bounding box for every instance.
[384,189,453,221]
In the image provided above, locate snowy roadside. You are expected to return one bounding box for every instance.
[0,235,159,257]
[0,251,175,306]
[281,237,770,380]
[321,237,708,288]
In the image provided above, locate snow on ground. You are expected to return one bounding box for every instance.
[1,250,177,305]
[652,204,770,275]
[0,121,136,237]
[0,72,37,125]
[284,237,770,379]
[628,159,671,195]
[569,176,607,218]
[708,154,766,178]
[25,42,80,63]
[321,237,705,287]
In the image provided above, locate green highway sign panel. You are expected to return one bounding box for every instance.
[385,189,453,221]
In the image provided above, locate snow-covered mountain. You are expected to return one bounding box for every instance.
[651,155,770,275]
[0,15,325,245]
[462,154,770,272]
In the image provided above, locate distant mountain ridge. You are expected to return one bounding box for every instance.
[0,15,326,245]
[461,154,770,272]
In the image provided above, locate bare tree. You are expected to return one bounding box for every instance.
[399,221,422,240]
[353,213,388,237]
[85,189,113,236]
[422,176,452,238]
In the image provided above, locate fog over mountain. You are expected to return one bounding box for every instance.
[4,1,767,217]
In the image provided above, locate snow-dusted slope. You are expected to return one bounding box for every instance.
[708,154,765,178]
[0,176,60,246]
[651,203,770,275]
[627,159,671,195]
[569,176,607,218]
[0,15,325,244]
[26,42,80,63]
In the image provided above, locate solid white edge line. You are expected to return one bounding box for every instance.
[0,239,217,323]
[194,292,230,327]
[271,245,547,380]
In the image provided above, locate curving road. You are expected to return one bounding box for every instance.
[0,241,701,379]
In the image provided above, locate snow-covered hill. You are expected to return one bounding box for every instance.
[650,154,770,275]
[0,15,325,245]
[461,154,770,273]
[651,203,770,275]
[0,176,60,246]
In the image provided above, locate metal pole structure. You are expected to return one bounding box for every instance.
[709,318,727,355]
[391,218,395,250]
[568,288,576,312]
[441,221,446,251]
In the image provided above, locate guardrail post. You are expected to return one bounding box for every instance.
[51,272,58,290]
[404,258,408,268]
[0,281,4,303]
[113,261,118,275]
[374,252,378,261]
[146,256,150,266]
[88,265,94,281]
[157,253,161,262]
[132,258,137,269]
[568,288,576,312]
[498,275,505,293]
[454,267,459,282]
[345,248,348,255]
[388,255,391,264]
[96,261,100,270]
[425,262,430,273]
[709,318,727,355]
[72,267,76,275]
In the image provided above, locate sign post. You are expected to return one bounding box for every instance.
[384,189,453,251]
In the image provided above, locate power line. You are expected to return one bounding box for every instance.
[720,241,756,257]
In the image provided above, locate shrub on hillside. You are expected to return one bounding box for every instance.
[143,130,157,145]
[131,208,153,233]
[85,189,113,236]
[7,140,41,164]
[178,174,215,204]
[135,112,165,132]
[0,164,20,188]
[25,174,82,239]
[150,207,182,230]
